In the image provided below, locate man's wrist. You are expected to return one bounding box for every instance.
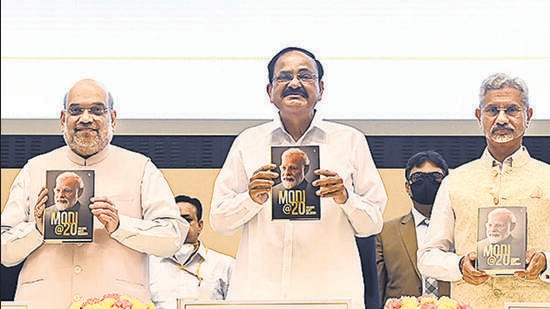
[459,256,465,274]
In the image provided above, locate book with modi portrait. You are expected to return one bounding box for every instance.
[476,206,527,275]
[271,145,320,220]
[43,170,95,243]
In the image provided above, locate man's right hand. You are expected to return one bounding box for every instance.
[34,187,48,234]
[461,251,490,285]
[248,164,278,205]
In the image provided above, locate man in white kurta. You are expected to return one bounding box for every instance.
[210,47,387,309]
[1,79,188,309]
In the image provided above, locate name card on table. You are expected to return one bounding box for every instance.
[1,302,32,309]
[177,299,351,309]
[504,303,550,309]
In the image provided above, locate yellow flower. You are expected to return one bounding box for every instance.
[401,296,420,309]
[383,295,471,309]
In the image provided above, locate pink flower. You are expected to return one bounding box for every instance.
[102,293,121,301]
[383,295,472,309]
[457,301,474,309]
[81,297,102,306]
[113,299,133,308]
[384,297,403,309]
[420,303,438,309]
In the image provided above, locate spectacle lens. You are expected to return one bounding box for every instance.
[483,105,522,117]
[409,172,445,183]
[273,72,317,84]
[67,106,109,116]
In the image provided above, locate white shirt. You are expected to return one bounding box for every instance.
[149,241,235,309]
[210,112,387,309]
[411,208,429,248]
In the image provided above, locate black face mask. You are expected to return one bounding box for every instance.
[409,173,442,205]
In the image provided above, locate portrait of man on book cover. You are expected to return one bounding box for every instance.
[43,170,95,242]
[476,206,526,274]
[271,146,320,220]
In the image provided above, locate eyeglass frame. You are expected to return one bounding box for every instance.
[481,104,524,118]
[271,71,318,84]
[408,171,445,184]
[66,105,110,116]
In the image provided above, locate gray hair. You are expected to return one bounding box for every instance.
[479,73,529,108]
[56,171,84,190]
[281,148,310,166]
[63,79,115,109]
[488,207,517,225]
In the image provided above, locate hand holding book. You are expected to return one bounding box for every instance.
[248,163,279,205]
[90,196,120,234]
[312,169,348,204]
[33,187,49,234]
[513,250,547,280]
[460,251,490,285]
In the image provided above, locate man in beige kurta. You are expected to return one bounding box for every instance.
[418,73,550,309]
[1,79,188,308]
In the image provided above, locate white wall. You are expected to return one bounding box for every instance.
[2,0,549,120]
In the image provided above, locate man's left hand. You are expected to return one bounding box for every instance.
[90,196,120,234]
[514,250,547,280]
[312,169,348,204]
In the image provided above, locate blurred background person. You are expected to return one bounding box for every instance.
[376,150,450,306]
[150,194,235,309]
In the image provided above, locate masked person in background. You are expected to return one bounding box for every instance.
[376,151,450,306]
[150,195,235,309]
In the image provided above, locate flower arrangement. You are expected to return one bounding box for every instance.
[384,294,473,309]
[69,293,156,309]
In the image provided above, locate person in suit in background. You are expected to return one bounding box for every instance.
[149,194,235,309]
[210,46,387,309]
[418,73,550,308]
[1,78,188,308]
[376,151,450,306]
[356,235,382,309]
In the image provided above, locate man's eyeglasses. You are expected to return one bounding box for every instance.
[408,172,445,184]
[272,72,317,84]
[482,105,523,117]
[67,106,110,116]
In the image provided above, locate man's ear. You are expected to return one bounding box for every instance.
[304,165,310,175]
[510,222,516,231]
[198,220,204,233]
[475,108,482,127]
[60,110,66,130]
[110,110,117,131]
[266,83,274,102]
[405,181,412,197]
[317,80,324,101]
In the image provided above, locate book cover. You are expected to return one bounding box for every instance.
[43,170,95,243]
[476,206,527,275]
[271,146,320,220]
